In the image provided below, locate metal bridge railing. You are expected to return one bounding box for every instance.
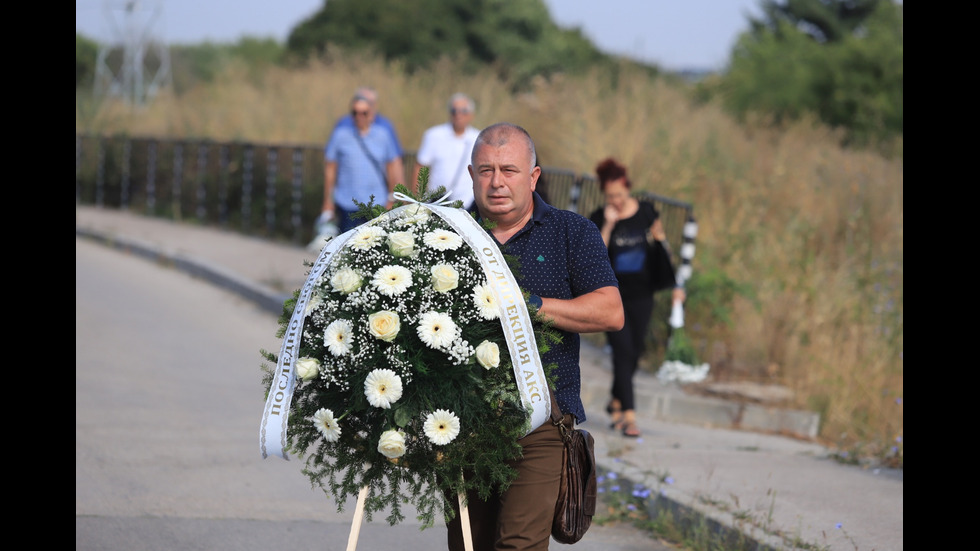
[76,133,695,283]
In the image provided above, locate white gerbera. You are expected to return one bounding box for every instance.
[312,408,342,442]
[417,311,458,349]
[472,284,499,320]
[423,229,463,251]
[350,225,387,250]
[324,319,353,356]
[423,409,461,445]
[364,369,404,409]
[372,265,413,296]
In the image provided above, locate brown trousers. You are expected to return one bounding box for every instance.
[446,411,571,551]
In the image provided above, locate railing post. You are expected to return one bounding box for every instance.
[146,141,157,215]
[76,135,82,205]
[266,147,278,236]
[219,145,229,227]
[568,175,584,214]
[196,141,208,222]
[676,215,698,289]
[121,138,131,210]
[291,148,304,245]
[172,142,184,221]
[96,137,105,208]
[242,146,253,233]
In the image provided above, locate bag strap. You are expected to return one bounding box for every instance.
[354,132,388,184]
[549,385,571,441]
[449,139,472,193]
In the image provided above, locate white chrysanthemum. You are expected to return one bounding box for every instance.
[350,225,387,250]
[372,265,413,296]
[472,284,499,320]
[330,266,363,294]
[423,229,463,251]
[364,369,404,409]
[423,409,461,445]
[312,408,342,442]
[304,291,323,317]
[416,311,458,349]
[324,319,353,356]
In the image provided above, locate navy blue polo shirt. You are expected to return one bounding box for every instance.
[484,192,619,424]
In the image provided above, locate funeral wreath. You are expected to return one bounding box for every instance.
[261,176,560,527]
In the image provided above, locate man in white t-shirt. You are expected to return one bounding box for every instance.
[413,93,480,211]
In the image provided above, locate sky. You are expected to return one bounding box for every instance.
[75,0,762,72]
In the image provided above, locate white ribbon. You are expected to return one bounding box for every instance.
[259,226,358,459]
[260,202,550,460]
[431,205,551,436]
[392,190,455,206]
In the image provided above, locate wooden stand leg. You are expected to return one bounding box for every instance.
[346,485,370,551]
[458,491,474,551]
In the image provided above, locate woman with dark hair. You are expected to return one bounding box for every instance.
[588,158,685,437]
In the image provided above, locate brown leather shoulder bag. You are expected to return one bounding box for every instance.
[551,407,597,544]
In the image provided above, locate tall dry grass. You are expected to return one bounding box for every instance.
[76,54,903,457]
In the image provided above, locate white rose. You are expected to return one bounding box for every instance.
[368,310,401,342]
[431,264,459,293]
[295,357,321,381]
[331,266,363,294]
[401,204,430,225]
[475,341,500,369]
[387,231,416,257]
[304,292,323,317]
[377,429,407,458]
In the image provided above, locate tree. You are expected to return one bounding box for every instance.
[708,0,902,149]
[284,0,608,86]
[750,0,884,43]
[77,33,100,89]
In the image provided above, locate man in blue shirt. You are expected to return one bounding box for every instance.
[446,122,623,551]
[327,87,404,158]
[322,89,402,233]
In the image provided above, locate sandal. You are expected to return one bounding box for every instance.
[621,421,641,438]
[620,410,641,438]
[606,400,623,430]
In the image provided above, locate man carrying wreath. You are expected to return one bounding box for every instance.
[446,122,624,550]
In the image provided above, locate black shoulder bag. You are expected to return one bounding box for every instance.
[647,238,678,293]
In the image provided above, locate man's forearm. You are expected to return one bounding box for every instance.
[537,286,624,334]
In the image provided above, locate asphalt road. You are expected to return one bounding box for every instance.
[75,237,679,551]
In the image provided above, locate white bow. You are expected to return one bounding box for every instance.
[393,190,455,207]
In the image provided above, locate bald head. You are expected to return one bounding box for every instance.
[471,123,536,169]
